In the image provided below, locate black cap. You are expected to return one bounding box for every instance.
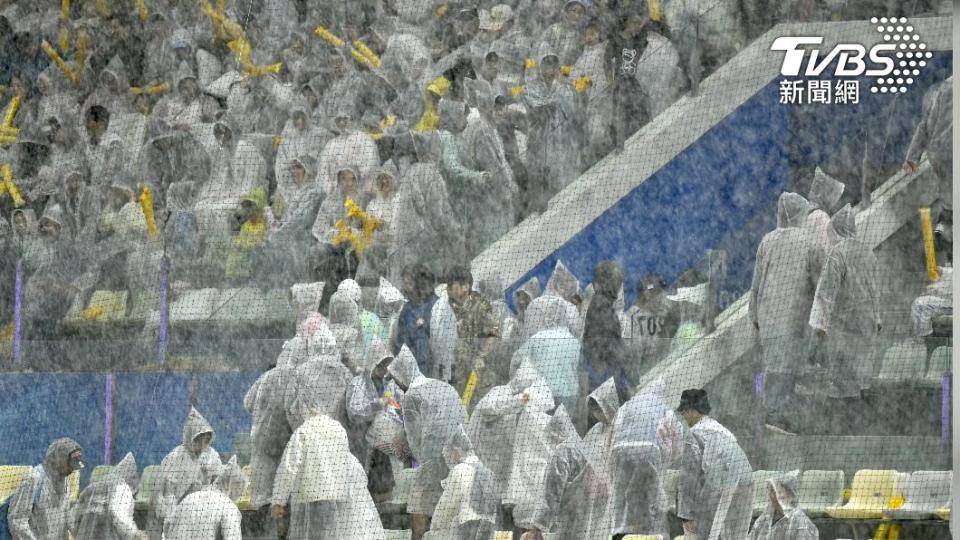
[677,389,711,414]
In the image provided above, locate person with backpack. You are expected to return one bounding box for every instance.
[6,438,83,540]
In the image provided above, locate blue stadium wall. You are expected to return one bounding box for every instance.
[0,55,951,472]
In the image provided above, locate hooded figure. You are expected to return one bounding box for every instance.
[315,125,380,196]
[808,205,882,400]
[81,55,134,121]
[430,428,500,540]
[905,75,952,205]
[381,34,433,123]
[522,50,586,213]
[276,108,331,205]
[533,405,610,540]
[582,261,631,397]
[8,438,83,540]
[747,471,818,540]
[608,379,679,539]
[283,331,353,431]
[290,282,328,340]
[224,185,268,281]
[344,339,398,468]
[512,295,582,413]
[162,457,247,540]
[149,408,222,539]
[542,261,583,335]
[311,165,365,244]
[243,341,301,511]
[328,289,364,373]
[73,452,142,540]
[272,414,386,540]
[805,167,845,278]
[677,392,754,540]
[390,162,465,281]
[467,360,554,496]
[748,192,817,432]
[389,345,468,521]
[513,277,542,322]
[163,181,201,264]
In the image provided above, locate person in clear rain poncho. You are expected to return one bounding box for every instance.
[344,338,398,491]
[289,282,328,341]
[271,413,385,540]
[583,378,620,474]
[749,192,817,435]
[429,427,500,540]
[7,438,84,540]
[904,76,952,207]
[747,470,819,540]
[283,327,353,432]
[243,338,305,516]
[808,205,882,408]
[609,378,680,540]
[276,108,330,209]
[149,408,222,540]
[468,360,554,497]
[81,55,134,122]
[582,261,632,398]
[522,50,586,214]
[328,289,365,374]
[537,0,586,67]
[388,344,467,540]
[161,457,246,540]
[677,389,754,540]
[805,167,845,279]
[512,294,581,414]
[529,405,610,540]
[73,452,145,540]
[533,261,582,338]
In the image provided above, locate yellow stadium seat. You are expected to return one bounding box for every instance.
[0,466,31,504]
[68,471,80,502]
[935,506,950,520]
[236,465,253,511]
[134,465,162,512]
[493,532,512,540]
[826,470,899,519]
[623,535,664,540]
[88,465,114,486]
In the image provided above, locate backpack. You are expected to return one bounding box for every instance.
[0,467,45,540]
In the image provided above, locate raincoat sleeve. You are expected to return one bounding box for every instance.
[7,470,41,540]
[430,464,472,530]
[677,431,704,522]
[536,445,576,532]
[809,247,845,333]
[402,394,426,460]
[906,84,939,164]
[345,377,382,426]
[439,133,485,188]
[220,504,242,540]
[244,375,264,414]
[272,428,304,506]
[474,386,525,418]
[748,239,766,326]
[109,483,140,538]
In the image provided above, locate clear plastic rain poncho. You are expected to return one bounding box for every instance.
[380,34,433,123]
[430,427,500,540]
[243,339,304,509]
[73,452,141,540]
[272,414,386,540]
[389,161,465,281]
[748,192,817,375]
[608,380,679,538]
[151,408,222,536]
[512,295,581,411]
[678,416,754,540]
[283,328,353,431]
[290,282,328,340]
[807,205,882,396]
[541,261,582,336]
[328,289,365,374]
[345,339,396,460]
[8,438,82,540]
[906,75,953,196]
[535,405,610,540]
[315,125,380,196]
[521,50,586,211]
[503,400,565,530]
[468,360,554,495]
[805,167,845,277]
[388,345,467,517]
[276,108,331,204]
[583,378,620,472]
[747,470,819,540]
[162,457,248,540]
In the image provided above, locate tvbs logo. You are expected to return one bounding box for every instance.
[772,17,931,95]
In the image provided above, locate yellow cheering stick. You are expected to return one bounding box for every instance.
[130,83,171,96]
[0,164,24,208]
[314,25,345,48]
[344,197,383,255]
[920,208,939,281]
[139,186,158,239]
[461,370,479,408]
[573,76,592,94]
[41,40,79,84]
[61,0,70,19]
[331,218,361,250]
[75,30,87,74]
[59,28,70,53]
[353,40,381,68]
[2,96,20,130]
[137,0,148,22]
